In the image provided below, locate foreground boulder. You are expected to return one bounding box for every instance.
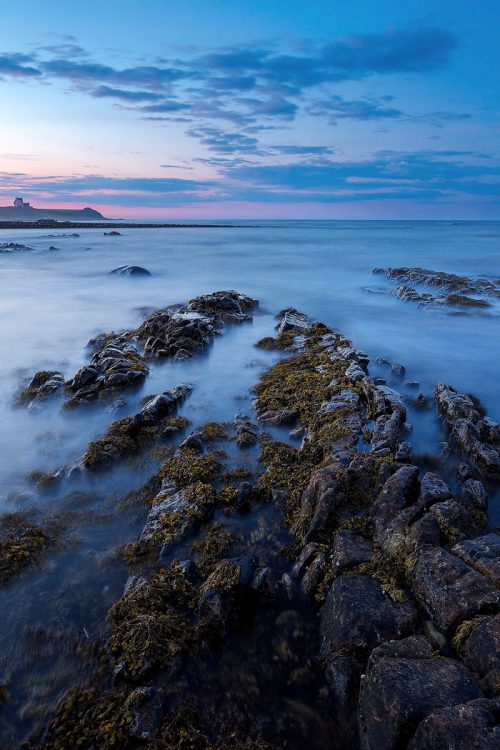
[359,636,482,750]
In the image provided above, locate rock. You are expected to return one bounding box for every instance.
[325,656,362,748]
[395,441,412,463]
[404,380,420,389]
[411,547,500,632]
[109,265,151,276]
[276,308,311,333]
[408,699,500,749]
[104,230,122,236]
[429,500,475,543]
[21,370,65,402]
[435,384,500,479]
[179,433,204,453]
[418,472,452,506]
[372,465,419,539]
[257,408,298,426]
[391,363,405,377]
[452,534,500,586]
[359,635,482,750]
[301,552,326,598]
[459,614,500,694]
[128,687,165,740]
[460,479,489,512]
[301,462,349,542]
[319,574,417,660]
[371,411,404,453]
[291,543,320,579]
[330,529,374,575]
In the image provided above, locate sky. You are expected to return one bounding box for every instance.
[0,0,499,219]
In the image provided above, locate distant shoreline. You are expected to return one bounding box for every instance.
[0,221,250,230]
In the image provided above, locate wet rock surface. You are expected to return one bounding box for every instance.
[4,300,500,749]
[372,266,499,309]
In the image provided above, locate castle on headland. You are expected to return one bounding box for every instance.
[0,197,106,222]
[14,197,31,208]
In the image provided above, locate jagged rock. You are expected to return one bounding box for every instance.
[301,462,349,542]
[452,534,500,586]
[319,574,417,660]
[20,370,65,402]
[372,465,419,539]
[435,384,500,478]
[408,698,500,749]
[359,635,482,750]
[460,479,489,512]
[429,500,476,543]
[459,614,500,695]
[418,472,452,506]
[330,529,373,575]
[411,548,500,632]
[291,543,320,579]
[276,308,311,333]
[301,552,326,598]
[371,411,404,453]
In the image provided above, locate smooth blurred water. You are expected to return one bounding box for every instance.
[0,220,499,745]
[0,220,499,499]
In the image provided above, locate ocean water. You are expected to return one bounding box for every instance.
[0,219,499,744]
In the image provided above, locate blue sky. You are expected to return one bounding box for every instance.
[0,0,499,218]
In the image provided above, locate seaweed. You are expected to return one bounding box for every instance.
[0,513,54,583]
[160,449,222,489]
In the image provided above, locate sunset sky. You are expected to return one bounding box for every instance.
[1,0,499,219]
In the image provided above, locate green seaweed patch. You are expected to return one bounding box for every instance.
[160,449,221,489]
[40,687,135,749]
[217,485,239,506]
[446,294,490,308]
[197,421,231,442]
[221,468,252,483]
[337,513,374,540]
[107,563,196,677]
[0,512,55,583]
[200,559,241,596]
[352,545,408,602]
[191,521,239,569]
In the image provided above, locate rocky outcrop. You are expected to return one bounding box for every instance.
[435,383,500,478]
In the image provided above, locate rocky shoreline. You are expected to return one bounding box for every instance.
[1,291,499,748]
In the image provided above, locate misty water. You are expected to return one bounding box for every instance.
[0,220,499,744]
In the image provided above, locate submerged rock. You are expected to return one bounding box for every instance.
[109,265,151,276]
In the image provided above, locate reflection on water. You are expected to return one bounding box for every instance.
[0,220,499,745]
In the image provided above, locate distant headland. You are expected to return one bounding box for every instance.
[0,197,107,222]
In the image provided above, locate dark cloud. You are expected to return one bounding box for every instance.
[0,53,40,78]
[309,95,404,122]
[41,59,187,91]
[91,85,165,102]
[187,127,261,154]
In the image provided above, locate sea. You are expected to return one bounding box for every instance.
[0,219,499,745]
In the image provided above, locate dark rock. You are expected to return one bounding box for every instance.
[404,380,420,389]
[109,265,151,276]
[359,635,482,750]
[301,552,326,598]
[21,370,65,402]
[459,614,500,694]
[452,534,500,585]
[408,698,500,749]
[128,687,165,740]
[460,479,489,512]
[429,500,476,543]
[330,529,373,575]
[104,230,122,236]
[301,461,349,542]
[325,656,362,748]
[179,433,204,453]
[372,465,419,539]
[411,547,500,632]
[391,363,406,377]
[291,543,320,579]
[418,472,452,506]
[395,441,412,463]
[319,574,417,660]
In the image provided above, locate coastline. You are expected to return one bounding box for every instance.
[2,290,499,749]
[0,221,251,230]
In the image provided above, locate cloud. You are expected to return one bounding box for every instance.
[40,59,187,91]
[0,53,40,78]
[187,127,261,154]
[91,85,165,102]
[309,95,404,122]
